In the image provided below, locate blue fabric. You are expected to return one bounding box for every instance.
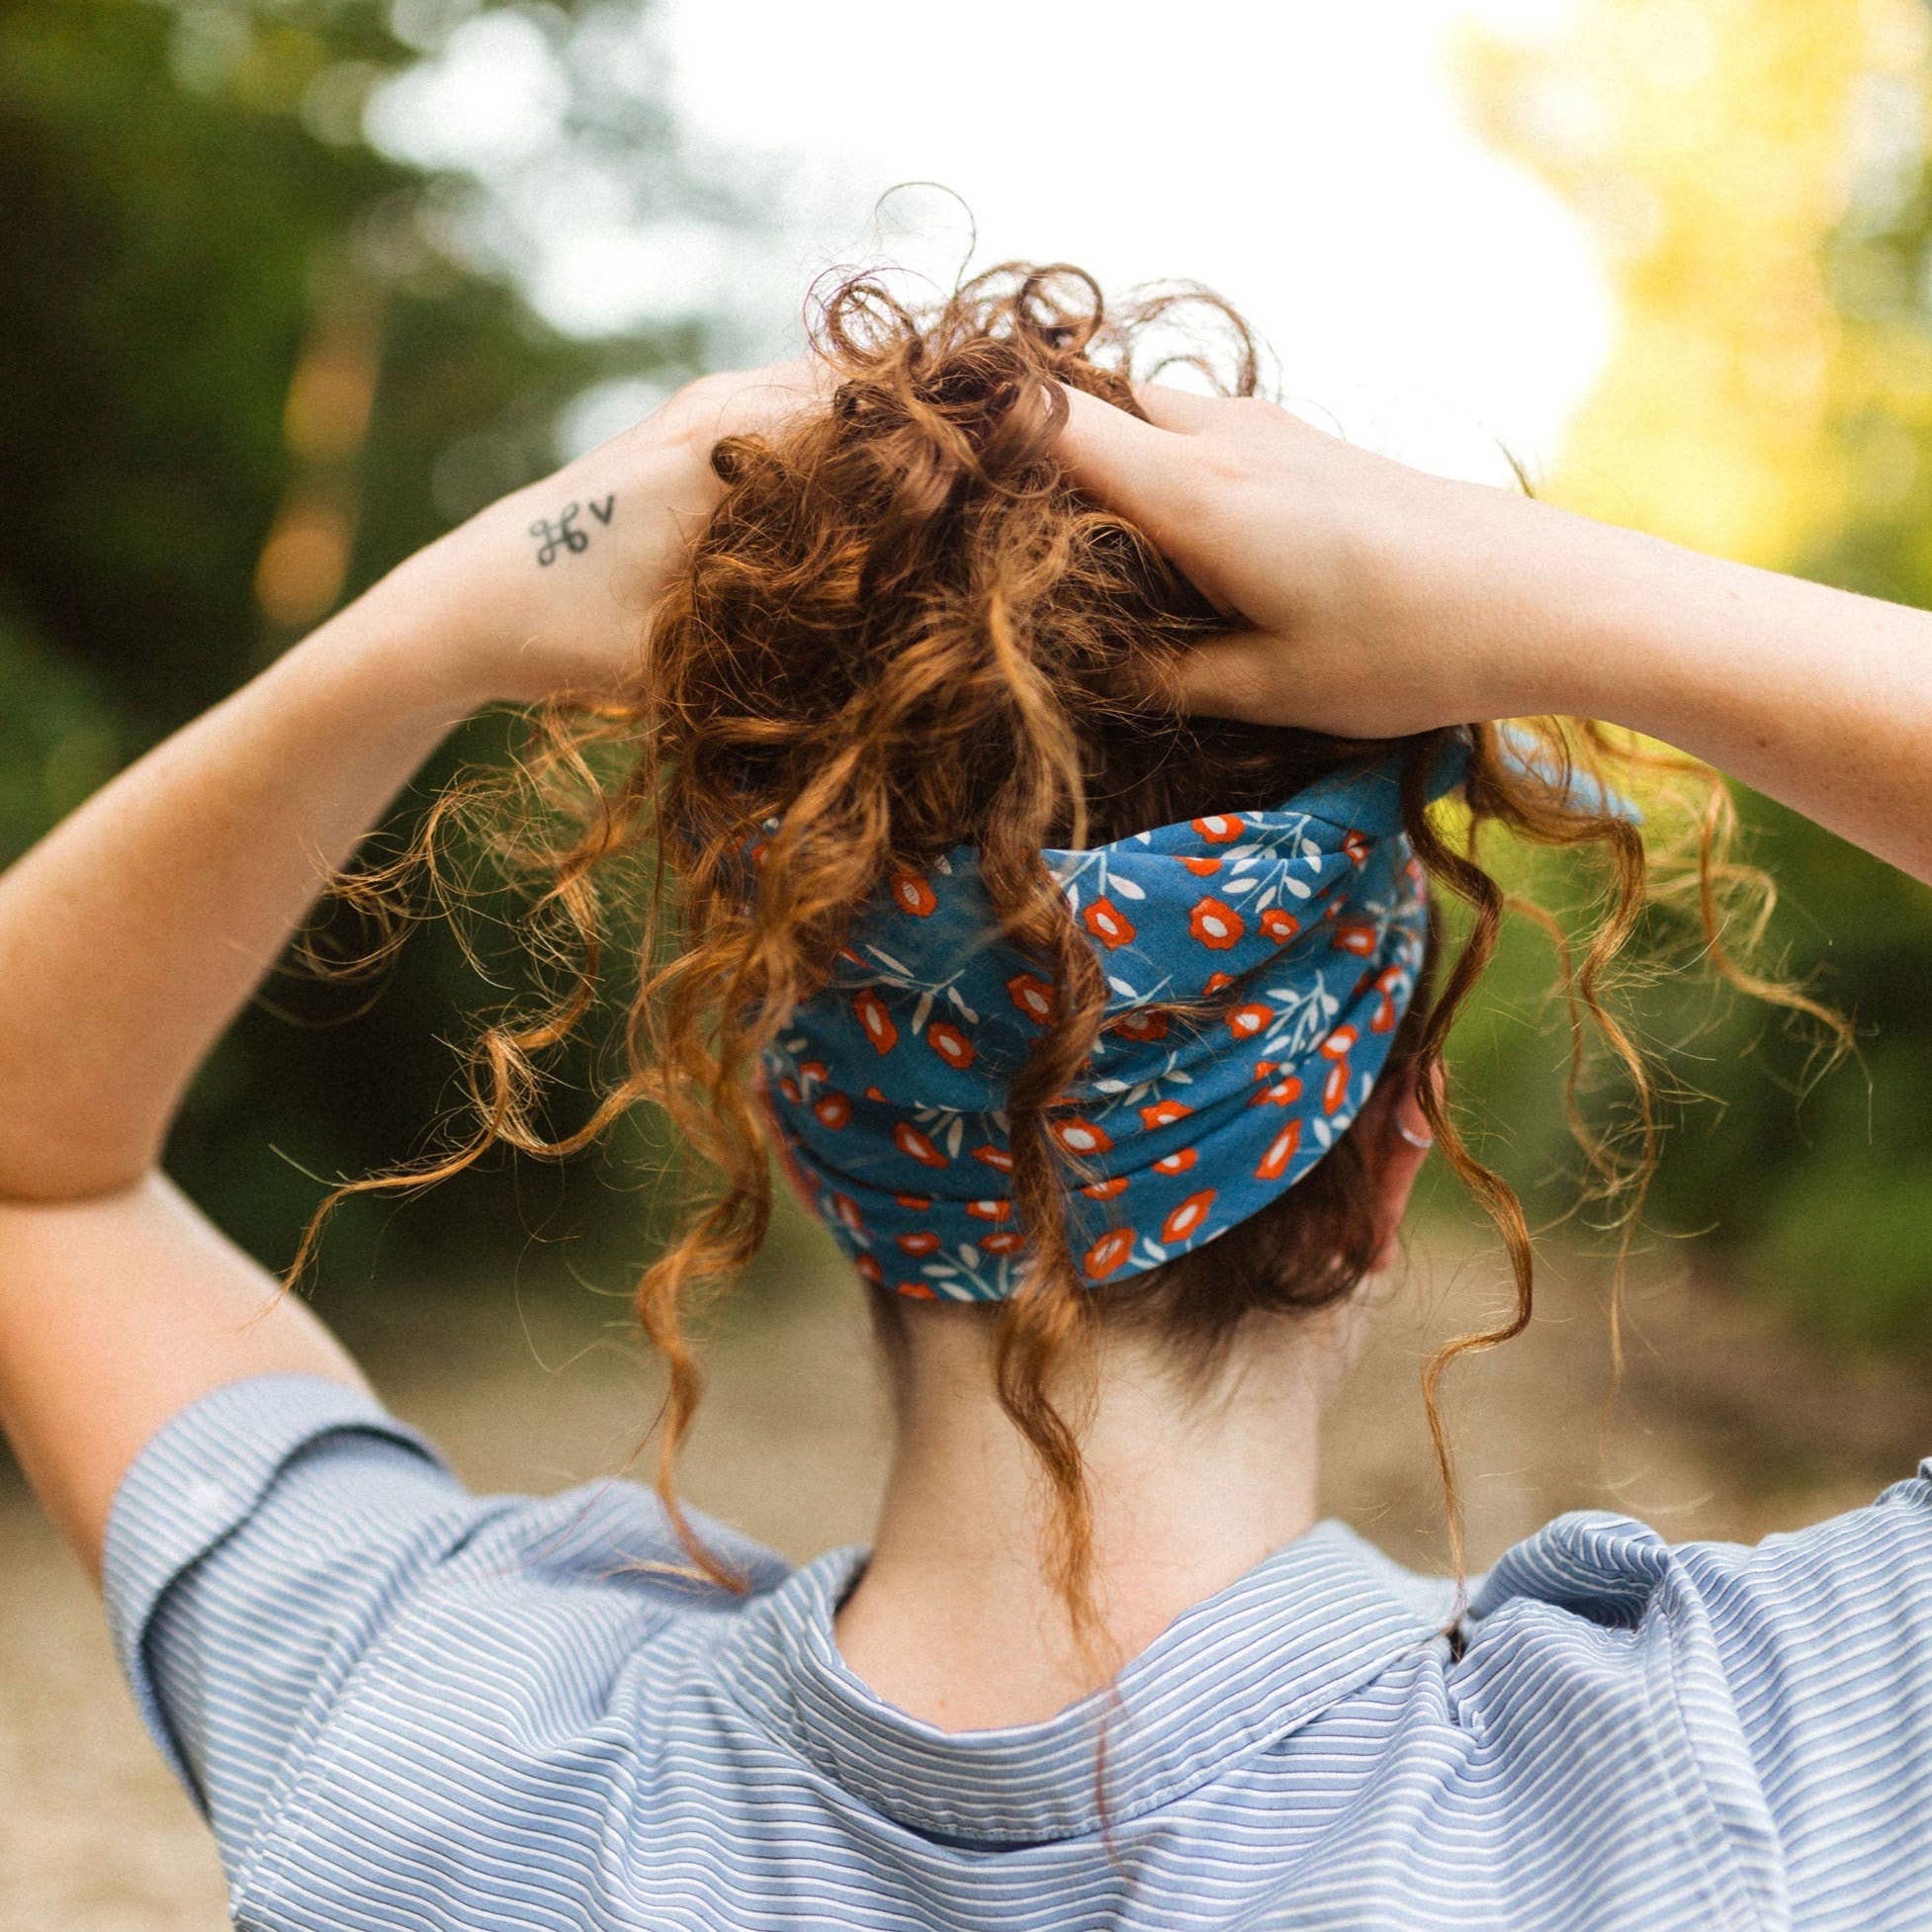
[105,1371,1932,1930]
[761,747,1462,1301]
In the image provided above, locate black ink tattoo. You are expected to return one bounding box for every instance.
[529,503,586,566]
[530,496,616,566]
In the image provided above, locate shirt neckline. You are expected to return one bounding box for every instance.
[710,1519,1456,1844]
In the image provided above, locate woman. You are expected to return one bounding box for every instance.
[1,264,1927,1930]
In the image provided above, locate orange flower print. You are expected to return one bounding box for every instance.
[855,1254,884,1286]
[1051,1117,1114,1157]
[1080,1175,1129,1199]
[1256,1117,1303,1180]
[813,1091,852,1130]
[865,1085,888,1101]
[1331,921,1378,958]
[1161,1188,1217,1244]
[1138,1098,1193,1130]
[972,1143,1013,1173]
[1202,971,1236,996]
[1319,1026,1358,1115]
[1180,855,1223,877]
[1084,1228,1135,1279]
[894,1191,932,1210]
[1109,1009,1170,1042]
[1368,965,1403,1033]
[1153,1148,1197,1174]
[965,1198,1010,1223]
[1318,1062,1347,1114]
[891,869,937,917]
[1188,898,1244,949]
[1226,1003,1272,1040]
[777,1075,803,1104]
[1191,814,1245,842]
[926,1019,976,1070]
[894,1122,948,1168]
[980,1230,1027,1255]
[1083,897,1137,949]
[799,1058,830,1083]
[1260,907,1300,944]
[1344,829,1370,866]
[1253,1074,1303,1108]
[897,1280,937,1300]
[853,988,898,1055]
[830,1192,864,1234]
[897,1231,941,1257]
[1008,973,1056,1024]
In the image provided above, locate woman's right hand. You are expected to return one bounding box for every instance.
[1053,383,1566,739]
[1056,380,1932,891]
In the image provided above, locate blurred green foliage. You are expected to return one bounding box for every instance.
[1628,145,1932,1354]
[1458,0,1932,1358]
[0,0,703,1286]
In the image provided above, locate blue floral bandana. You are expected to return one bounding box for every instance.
[755,740,1492,1301]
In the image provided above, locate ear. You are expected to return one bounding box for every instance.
[1365,1060,1438,1273]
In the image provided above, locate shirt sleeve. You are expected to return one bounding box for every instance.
[1676,1460,1932,1914]
[100,1371,511,1881]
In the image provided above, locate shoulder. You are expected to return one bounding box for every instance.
[103,1370,796,1914]
[1456,1467,1932,1926]
[1469,1462,1932,1642]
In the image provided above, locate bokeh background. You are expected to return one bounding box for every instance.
[4,0,1932,1923]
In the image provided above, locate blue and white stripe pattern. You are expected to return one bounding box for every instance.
[104,1373,1932,1929]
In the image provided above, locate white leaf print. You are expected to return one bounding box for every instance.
[1221,877,1258,896]
[866,945,913,975]
[1281,876,1312,899]
[1106,975,1140,998]
[944,1115,965,1158]
[1110,875,1146,901]
[913,992,933,1036]
[1093,1078,1129,1094]
[948,988,980,1024]
[959,1244,981,1270]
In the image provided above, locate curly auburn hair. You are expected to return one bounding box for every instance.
[301,261,1835,1682]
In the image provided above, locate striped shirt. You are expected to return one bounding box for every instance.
[104,1372,1932,1930]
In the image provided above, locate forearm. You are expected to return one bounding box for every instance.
[0,557,484,1201]
[1468,490,1932,887]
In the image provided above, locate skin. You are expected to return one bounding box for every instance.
[1,361,1927,1731]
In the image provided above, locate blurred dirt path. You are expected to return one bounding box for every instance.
[4,1232,1925,1929]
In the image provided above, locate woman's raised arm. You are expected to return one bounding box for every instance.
[0,361,823,1571]
[1055,384,1932,891]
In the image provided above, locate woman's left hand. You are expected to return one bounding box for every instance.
[413,357,832,708]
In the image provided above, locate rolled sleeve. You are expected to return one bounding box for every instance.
[101,1372,490,1877]
[1681,1460,1932,1919]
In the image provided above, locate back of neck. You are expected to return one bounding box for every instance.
[832,1305,1340,1730]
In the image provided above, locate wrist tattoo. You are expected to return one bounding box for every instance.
[529,494,615,567]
